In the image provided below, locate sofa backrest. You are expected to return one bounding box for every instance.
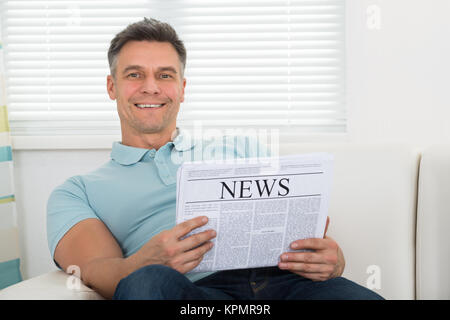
[279,143,420,299]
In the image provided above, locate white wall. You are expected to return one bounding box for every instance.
[348,0,450,148]
[12,0,450,279]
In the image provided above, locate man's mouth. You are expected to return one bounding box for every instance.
[134,103,166,108]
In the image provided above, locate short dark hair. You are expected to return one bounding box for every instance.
[108,18,186,78]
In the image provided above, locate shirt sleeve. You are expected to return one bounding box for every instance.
[46,176,100,263]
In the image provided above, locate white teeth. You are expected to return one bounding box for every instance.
[136,104,164,108]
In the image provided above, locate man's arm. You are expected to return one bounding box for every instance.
[54,218,132,299]
[54,216,215,299]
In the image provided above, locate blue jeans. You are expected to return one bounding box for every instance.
[113,265,384,300]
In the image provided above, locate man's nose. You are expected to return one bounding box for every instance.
[140,76,160,95]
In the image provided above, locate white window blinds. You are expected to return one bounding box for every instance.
[0,0,346,140]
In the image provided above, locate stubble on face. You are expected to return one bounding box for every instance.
[107,41,186,146]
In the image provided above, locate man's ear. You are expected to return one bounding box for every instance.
[106,75,116,100]
[180,78,186,103]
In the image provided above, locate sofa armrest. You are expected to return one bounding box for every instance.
[0,270,104,300]
[417,145,450,299]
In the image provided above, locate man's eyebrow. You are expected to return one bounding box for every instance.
[122,65,144,74]
[121,65,178,74]
[158,66,178,74]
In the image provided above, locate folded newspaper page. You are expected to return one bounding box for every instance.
[176,153,334,273]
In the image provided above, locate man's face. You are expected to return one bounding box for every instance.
[107,40,186,138]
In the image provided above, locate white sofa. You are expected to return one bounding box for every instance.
[0,143,448,300]
[416,145,450,299]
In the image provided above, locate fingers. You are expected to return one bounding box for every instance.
[280,252,327,264]
[278,251,336,278]
[279,235,341,281]
[179,259,202,274]
[171,241,214,274]
[181,241,214,264]
[290,238,330,251]
[174,216,217,253]
[174,216,209,238]
[324,216,330,237]
[178,228,216,253]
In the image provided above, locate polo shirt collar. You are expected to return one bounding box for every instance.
[172,128,197,152]
[111,128,196,165]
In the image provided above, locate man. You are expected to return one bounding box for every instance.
[47,18,383,300]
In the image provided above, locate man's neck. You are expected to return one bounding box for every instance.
[121,126,176,150]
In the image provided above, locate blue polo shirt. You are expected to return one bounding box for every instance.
[47,130,269,282]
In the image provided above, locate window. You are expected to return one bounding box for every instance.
[0,0,346,148]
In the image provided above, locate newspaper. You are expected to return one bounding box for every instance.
[176,153,334,273]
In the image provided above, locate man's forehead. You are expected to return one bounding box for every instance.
[116,41,182,71]
[118,41,178,60]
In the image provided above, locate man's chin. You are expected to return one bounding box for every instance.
[131,121,173,135]
[136,126,165,135]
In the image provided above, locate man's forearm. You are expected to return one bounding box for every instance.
[81,255,141,299]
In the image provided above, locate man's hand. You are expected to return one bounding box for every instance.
[130,216,216,274]
[277,217,345,281]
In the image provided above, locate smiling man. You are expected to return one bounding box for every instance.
[107,40,186,150]
[46,18,383,300]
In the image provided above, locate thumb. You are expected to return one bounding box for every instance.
[323,216,330,238]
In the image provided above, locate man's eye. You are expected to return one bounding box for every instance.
[160,74,172,79]
[127,73,140,78]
